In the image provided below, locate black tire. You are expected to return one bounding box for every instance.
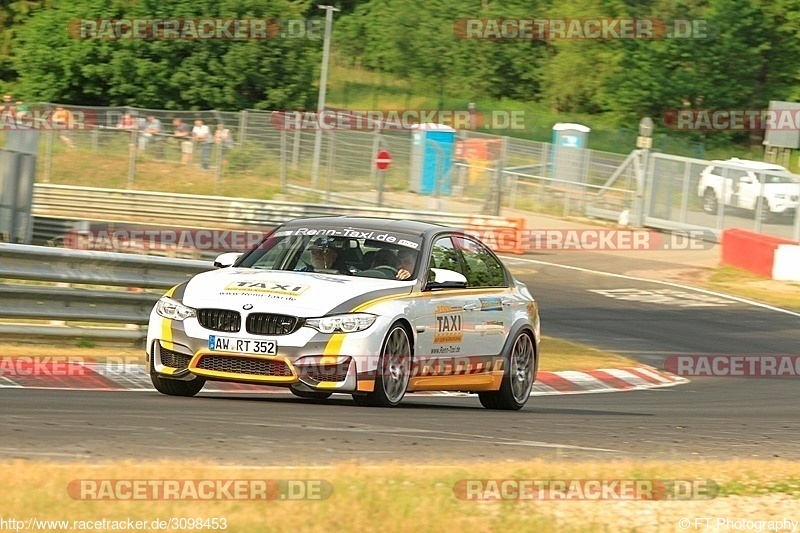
[150,368,205,397]
[756,197,775,224]
[352,323,411,407]
[702,188,718,214]
[290,387,332,400]
[479,331,536,410]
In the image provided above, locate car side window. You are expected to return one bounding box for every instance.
[429,236,464,276]
[728,169,748,180]
[453,236,507,288]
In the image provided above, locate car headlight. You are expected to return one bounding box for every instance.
[156,296,196,321]
[304,313,376,333]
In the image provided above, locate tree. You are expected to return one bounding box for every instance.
[13,0,321,109]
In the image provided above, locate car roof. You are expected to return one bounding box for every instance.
[709,158,788,172]
[279,216,449,237]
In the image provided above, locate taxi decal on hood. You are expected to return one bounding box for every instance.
[221,280,310,299]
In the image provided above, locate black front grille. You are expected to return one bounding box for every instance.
[303,363,349,382]
[196,355,292,377]
[246,313,301,335]
[159,346,192,370]
[197,309,241,332]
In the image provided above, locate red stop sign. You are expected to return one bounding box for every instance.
[375,150,392,171]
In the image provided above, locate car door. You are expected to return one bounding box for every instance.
[451,234,511,359]
[416,235,471,374]
[737,170,760,210]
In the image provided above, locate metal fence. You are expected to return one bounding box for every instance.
[4,103,799,242]
[4,103,632,211]
[0,242,209,344]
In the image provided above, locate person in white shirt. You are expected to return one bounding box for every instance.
[192,119,213,169]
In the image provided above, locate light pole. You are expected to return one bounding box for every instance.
[311,5,339,189]
[633,117,654,226]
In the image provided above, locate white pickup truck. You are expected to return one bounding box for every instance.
[697,158,799,222]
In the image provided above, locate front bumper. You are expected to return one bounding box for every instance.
[146,311,386,392]
[158,342,359,392]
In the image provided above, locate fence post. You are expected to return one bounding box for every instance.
[325,131,335,202]
[539,142,549,203]
[238,110,248,147]
[292,128,301,170]
[631,149,646,227]
[679,159,692,223]
[580,149,591,214]
[127,130,137,189]
[491,136,507,216]
[370,127,381,188]
[43,130,54,183]
[214,140,223,193]
[280,126,287,193]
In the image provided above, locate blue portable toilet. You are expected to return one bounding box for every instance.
[409,123,455,195]
[551,123,590,186]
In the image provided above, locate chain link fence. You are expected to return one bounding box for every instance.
[1,104,632,214]
[3,103,797,241]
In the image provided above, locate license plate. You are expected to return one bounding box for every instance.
[207,335,277,355]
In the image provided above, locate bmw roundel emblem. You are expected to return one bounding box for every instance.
[242,303,254,310]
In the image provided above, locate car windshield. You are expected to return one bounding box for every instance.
[761,173,800,184]
[238,226,423,280]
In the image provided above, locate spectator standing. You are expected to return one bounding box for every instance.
[192,119,213,170]
[143,115,164,157]
[52,106,76,148]
[173,118,192,164]
[116,112,136,146]
[214,123,233,165]
[2,94,15,118]
[135,116,148,152]
[15,100,29,120]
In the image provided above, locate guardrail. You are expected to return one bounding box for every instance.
[0,243,210,344]
[32,183,517,230]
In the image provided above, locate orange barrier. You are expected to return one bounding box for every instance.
[721,228,796,278]
[466,216,526,255]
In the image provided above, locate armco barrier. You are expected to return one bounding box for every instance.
[721,228,797,278]
[31,183,521,233]
[0,243,210,344]
[773,245,800,282]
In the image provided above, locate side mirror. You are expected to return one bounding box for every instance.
[425,268,467,290]
[213,252,242,268]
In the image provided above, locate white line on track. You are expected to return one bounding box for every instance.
[504,256,800,318]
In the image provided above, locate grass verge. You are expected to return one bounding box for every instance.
[1,459,798,532]
[703,266,800,311]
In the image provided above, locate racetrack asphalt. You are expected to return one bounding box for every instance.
[1,247,797,463]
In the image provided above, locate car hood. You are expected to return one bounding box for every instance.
[180,268,414,317]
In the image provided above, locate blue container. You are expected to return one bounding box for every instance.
[409,124,455,195]
[550,123,590,185]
